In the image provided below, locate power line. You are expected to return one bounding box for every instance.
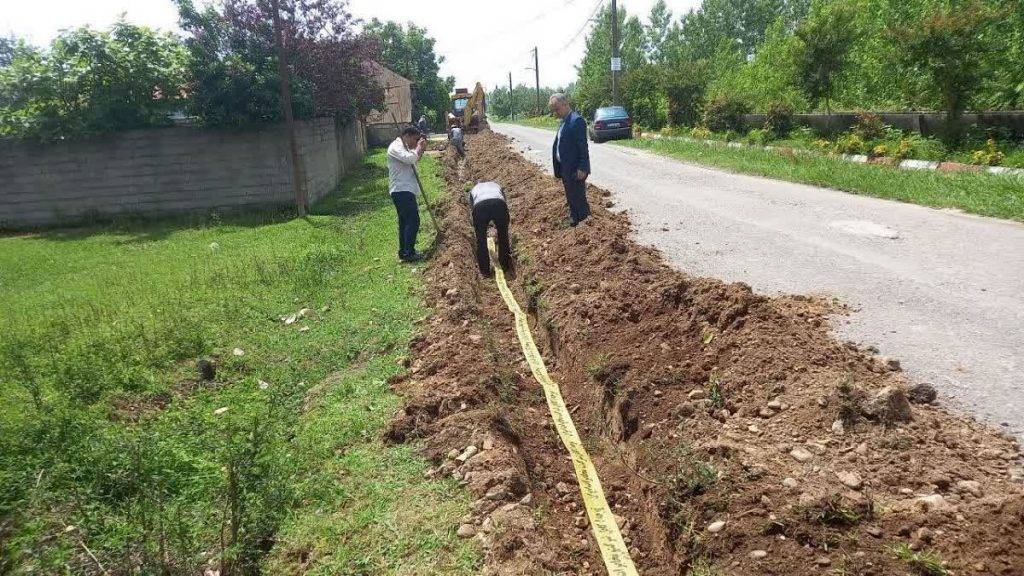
[443,0,580,53]
[545,0,605,57]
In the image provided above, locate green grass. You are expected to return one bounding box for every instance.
[891,543,949,576]
[615,138,1024,222]
[0,151,480,575]
[494,115,560,130]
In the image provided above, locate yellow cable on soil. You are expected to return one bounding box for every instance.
[488,238,639,576]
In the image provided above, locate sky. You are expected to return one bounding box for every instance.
[1,0,702,90]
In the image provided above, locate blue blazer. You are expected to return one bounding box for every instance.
[552,110,591,179]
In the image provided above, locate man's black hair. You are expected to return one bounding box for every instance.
[401,125,422,137]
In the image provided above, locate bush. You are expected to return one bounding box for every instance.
[790,126,818,142]
[622,64,668,130]
[690,126,712,139]
[834,132,866,154]
[702,96,750,133]
[899,134,948,160]
[852,111,886,141]
[664,66,706,127]
[1002,149,1024,169]
[722,129,740,142]
[764,102,795,138]
[0,23,187,140]
[746,128,771,146]
[970,138,1005,166]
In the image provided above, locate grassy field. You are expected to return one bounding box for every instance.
[0,152,480,574]
[616,138,1024,222]
[493,118,1024,221]
[494,115,560,130]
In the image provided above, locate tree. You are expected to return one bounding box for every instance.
[363,20,454,126]
[793,2,860,113]
[0,22,187,140]
[677,0,802,60]
[663,61,709,126]
[575,5,645,117]
[977,0,1024,109]
[622,64,667,129]
[488,84,563,119]
[644,0,676,64]
[175,0,379,127]
[0,35,16,67]
[892,2,996,142]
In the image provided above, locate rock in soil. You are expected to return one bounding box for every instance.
[836,470,863,490]
[707,520,726,533]
[907,382,938,404]
[863,385,913,424]
[790,446,814,462]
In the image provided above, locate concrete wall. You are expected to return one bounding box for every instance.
[0,117,366,229]
[741,111,1024,138]
[366,63,413,125]
[366,122,402,147]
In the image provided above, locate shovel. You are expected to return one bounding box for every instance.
[390,110,443,249]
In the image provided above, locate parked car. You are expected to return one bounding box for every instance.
[589,106,632,143]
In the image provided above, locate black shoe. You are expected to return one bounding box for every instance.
[399,251,424,263]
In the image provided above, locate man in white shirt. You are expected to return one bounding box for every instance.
[387,126,427,262]
[467,181,513,276]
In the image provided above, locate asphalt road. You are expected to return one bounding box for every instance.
[492,122,1024,440]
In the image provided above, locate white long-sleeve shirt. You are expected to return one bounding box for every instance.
[387,137,421,196]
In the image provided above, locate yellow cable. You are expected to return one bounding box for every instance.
[489,238,639,576]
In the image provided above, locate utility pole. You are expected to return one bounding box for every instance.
[508,72,515,120]
[610,0,620,106]
[271,0,306,217]
[533,47,541,116]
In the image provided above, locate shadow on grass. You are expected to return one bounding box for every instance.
[2,157,392,244]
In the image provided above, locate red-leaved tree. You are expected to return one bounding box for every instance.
[176,0,382,125]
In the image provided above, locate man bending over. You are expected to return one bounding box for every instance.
[468,181,513,277]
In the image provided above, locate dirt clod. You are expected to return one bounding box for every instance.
[908,382,939,404]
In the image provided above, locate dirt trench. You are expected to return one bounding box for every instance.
[388,130,1024,576]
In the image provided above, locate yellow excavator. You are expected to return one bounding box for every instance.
[448,82,487,133]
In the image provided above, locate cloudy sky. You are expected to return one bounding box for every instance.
[2,0,702,90]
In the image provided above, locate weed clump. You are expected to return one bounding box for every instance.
[801,494,873,527]
[891,543,949,576]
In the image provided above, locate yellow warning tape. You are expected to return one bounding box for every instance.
[488,238,639,576]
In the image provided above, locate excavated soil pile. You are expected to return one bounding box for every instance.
[388,130,1024,576]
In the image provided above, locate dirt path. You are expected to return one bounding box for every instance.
[494,121,1024,442]
[389,131,1024,576]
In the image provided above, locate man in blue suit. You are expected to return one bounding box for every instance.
[549,93,591,226]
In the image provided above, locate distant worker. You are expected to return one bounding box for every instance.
[549,93,591,226]
[387,126,427,262]
[417,115,429,135]
[468,181,513,277]
[450,125,465,157]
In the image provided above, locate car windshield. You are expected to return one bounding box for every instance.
[595,106,628,120]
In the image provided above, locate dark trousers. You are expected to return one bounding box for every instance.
[471,198,511,274]
[391,191,420,259]
[561,173,590,224]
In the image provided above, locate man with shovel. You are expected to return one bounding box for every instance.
[387,126,428,262]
